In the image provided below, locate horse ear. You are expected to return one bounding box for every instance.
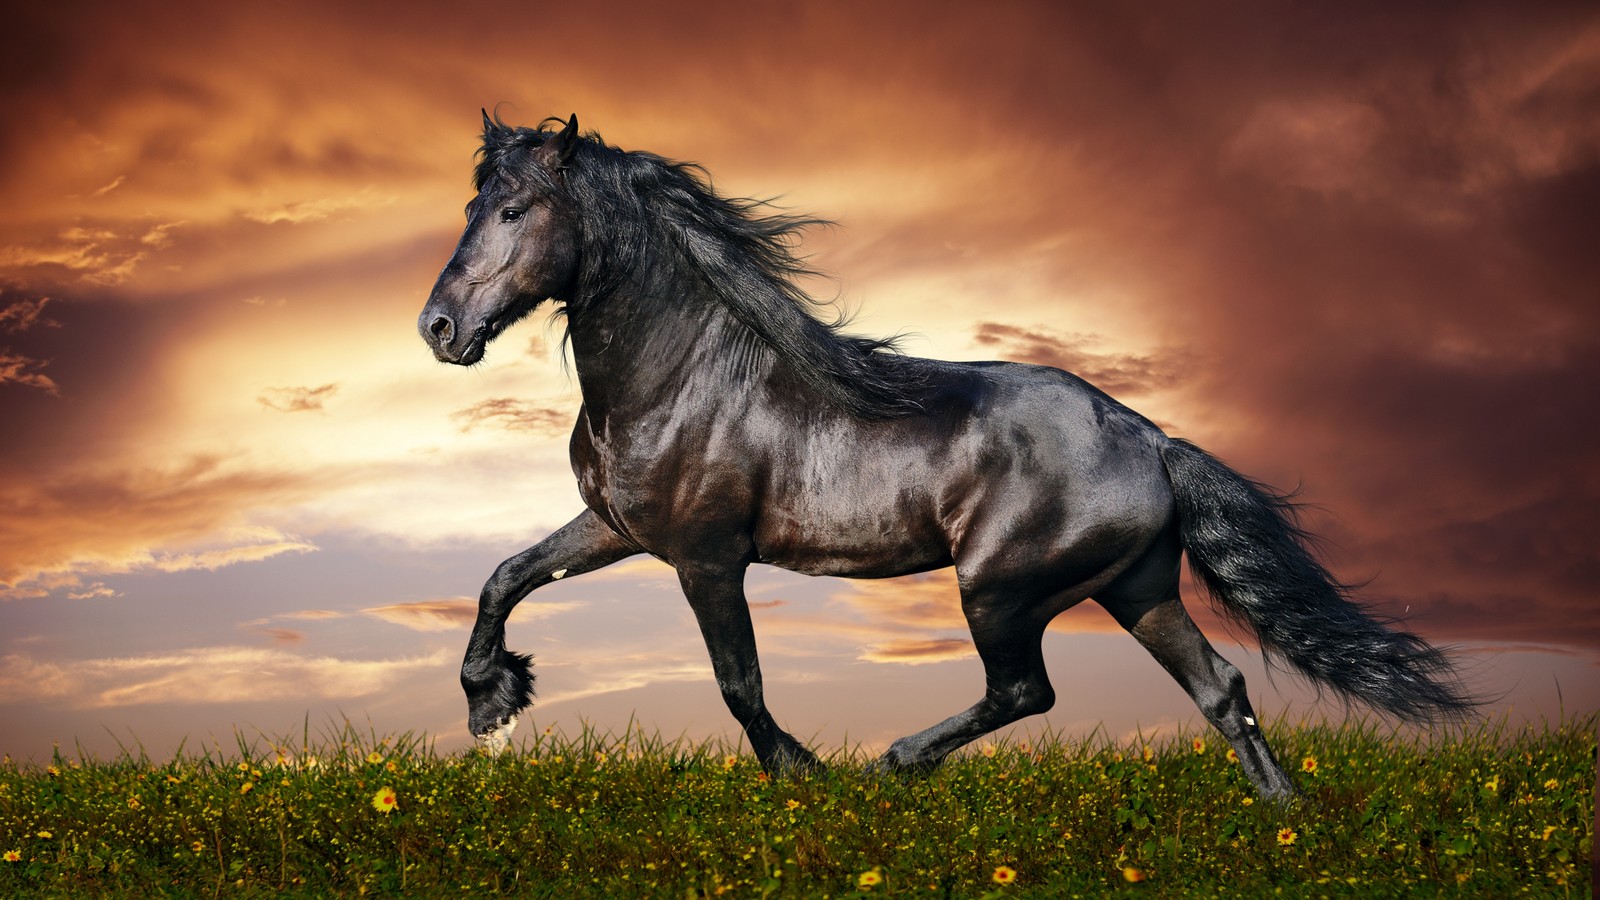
[481,108,496,137]
[538,114,580,170]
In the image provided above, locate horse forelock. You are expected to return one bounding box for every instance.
[472,114,570,193]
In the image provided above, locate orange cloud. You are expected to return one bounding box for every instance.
[360,598,584,632]
[0,646,450,708]
[251,627,306,646]
[0,456,325,600]
[858,638,974,665]
[257,383,340,413]
[241,188,398,225]
[0,295,59,333]
[361,599,476,632]
[972,323,1188,397]
[0,351,58,395]
[452,398,570,435]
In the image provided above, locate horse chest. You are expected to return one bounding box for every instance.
[571,421,740,550]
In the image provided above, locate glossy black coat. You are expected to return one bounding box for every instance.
[418,115,1473,797]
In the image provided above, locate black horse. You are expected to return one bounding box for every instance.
[418,114,1473,797]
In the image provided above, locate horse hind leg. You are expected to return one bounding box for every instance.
[876,588,1057,772]
[1097,545,1296,799]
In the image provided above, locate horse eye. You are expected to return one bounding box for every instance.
[500,208,523,223]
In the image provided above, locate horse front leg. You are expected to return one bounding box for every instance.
[463,508,639,751]
[677,563,821,776]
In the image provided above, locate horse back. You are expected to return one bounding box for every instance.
[747,359,1175,580]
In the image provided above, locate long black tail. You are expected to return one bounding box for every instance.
[1158,438,1476,723]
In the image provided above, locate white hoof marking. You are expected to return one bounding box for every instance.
[479,715,519,755]
[1243,715,1256,726]
[551,568,568,580]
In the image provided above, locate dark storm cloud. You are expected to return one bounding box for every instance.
[952,3,1600,657]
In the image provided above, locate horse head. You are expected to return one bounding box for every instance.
[418,113,582,365]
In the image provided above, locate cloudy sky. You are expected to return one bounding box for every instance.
[2,1,1597,762]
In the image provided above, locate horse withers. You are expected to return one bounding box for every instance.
[418,113,1475,797]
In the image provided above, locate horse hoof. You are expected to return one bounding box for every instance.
[477,715,518,754]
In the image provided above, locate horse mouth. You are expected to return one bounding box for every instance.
[450,311,509,366]
[459,324,492,365]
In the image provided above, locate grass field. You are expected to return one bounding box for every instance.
[1,714,1593,897]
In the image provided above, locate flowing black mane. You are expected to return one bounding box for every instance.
[476,116,924,419]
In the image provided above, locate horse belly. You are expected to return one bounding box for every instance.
[752,470,952,578]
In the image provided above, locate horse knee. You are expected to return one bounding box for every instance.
[480,566,525,616]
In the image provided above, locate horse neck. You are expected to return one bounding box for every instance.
[565,263,765,417]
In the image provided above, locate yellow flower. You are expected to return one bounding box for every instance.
[385,760,398,773]
[1226,748,1238,763]
[991,865,1017,884]
[1192,737,1206,754]
[1481,775,1498,793]
[1301,755,1317,775]
[191,841,205,853]
[1141,746,1153,762]
[785,799,801,810]
[981,743,997,758]
[239,782,254,795]
[127,797,141,809]
[45,765,59,777]
[236,762,250,772]
[857,868,883,888]
[1543,778,1559,791]
[1242,796,1254,807]
[1122,866,1145,882]
[723,754,738,770]
[1277,827,1298,847]
[366,751,384,765]
[3,850,21,863]
[1542,826,1557,841]
[35,831,51,840]
[372,786,397,814]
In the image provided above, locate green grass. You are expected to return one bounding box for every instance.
[1,715,1593,898]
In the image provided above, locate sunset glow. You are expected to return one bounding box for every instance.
[2,1,1597,760]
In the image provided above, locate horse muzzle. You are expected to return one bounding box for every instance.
[419,303,490,365]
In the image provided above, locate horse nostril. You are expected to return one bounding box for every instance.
[430,315,455,341]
